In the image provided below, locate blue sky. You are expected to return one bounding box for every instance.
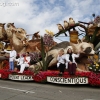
[0,0,100,42]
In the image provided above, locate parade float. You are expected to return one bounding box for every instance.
[0,14,100,86]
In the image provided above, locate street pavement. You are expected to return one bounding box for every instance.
[0,79,100,100]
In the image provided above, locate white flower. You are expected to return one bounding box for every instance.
[89,67,92,69]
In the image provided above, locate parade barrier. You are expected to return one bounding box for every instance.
[0,69,100,86]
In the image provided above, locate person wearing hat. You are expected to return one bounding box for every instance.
[65,46,80,75]
[4,46,17,71]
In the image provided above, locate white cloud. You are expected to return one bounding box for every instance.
[0,0,100,43]
[49,0,56,4]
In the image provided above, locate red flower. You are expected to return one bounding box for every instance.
[0,69,12,79]
[2,60,9,69]
[0,68,100,86]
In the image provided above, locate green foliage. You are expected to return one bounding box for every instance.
[90,27,99,43]
[89,63,100,73]
[40,36,46,71]
[85,27,100,44]
[45,55,53,68]
[40,34,54,71]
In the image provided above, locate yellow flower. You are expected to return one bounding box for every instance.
[45,29,54,36]
[96,66,98,69]
[94,61,99,66]
[95,63,99,67]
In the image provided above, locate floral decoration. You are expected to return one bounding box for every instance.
[32,71,100,86]
[0,69,12,79]
[43,34,54,47]
[29,52,42,63]
[89,63,100,73]
[33,71,59,82]
[94,15,100,25]
[0,69,100,86]
[2,60,9,69]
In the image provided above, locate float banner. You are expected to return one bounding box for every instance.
[47,77,88,84]
[9,74,33,81]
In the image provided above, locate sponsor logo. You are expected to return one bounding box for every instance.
[47,77,88,84]
[9,74,33,81]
